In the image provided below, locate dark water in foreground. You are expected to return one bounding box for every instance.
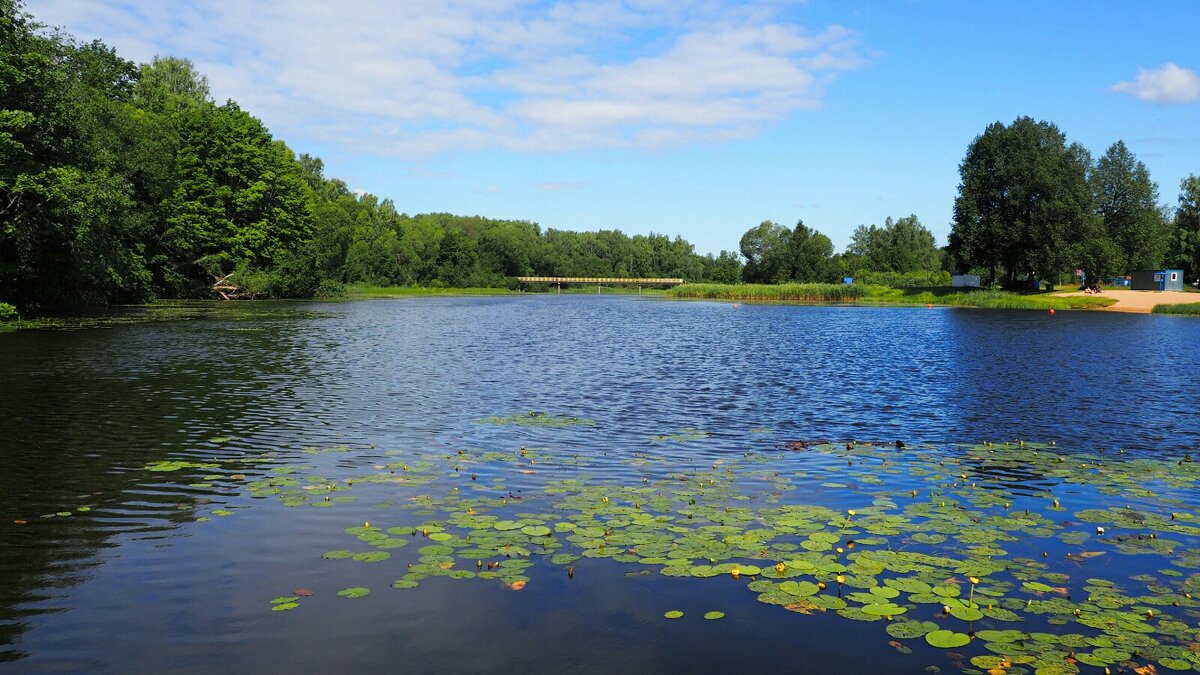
[1,296,1197,674]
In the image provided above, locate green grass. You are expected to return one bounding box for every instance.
[348,283,668,297]
[666,282,1115,310]
[1151,302,1200,315]
[861,285,1115,310]
[667,283,863,302]
[346,285,518,298]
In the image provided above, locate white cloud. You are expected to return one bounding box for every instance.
[32,0,866,156]
[1111,63,1200,104]
[536,182,584,191]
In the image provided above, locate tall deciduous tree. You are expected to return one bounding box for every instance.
[848,215,940,274]
[785,220,838,282]
[1092,141,1166,272]
[1169,174,1200,282]
[133,56,209,111]
[0,1,151,311]
[949,117,1095,287]
[739,220,790,283]
[703,250,743,283]
[159,101,312,292]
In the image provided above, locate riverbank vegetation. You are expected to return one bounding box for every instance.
[3,0,1198,315]
[668,283,1115,310]
[347,285,517,298]
[667,283,863,303]
[863,287,1114,310]
[1151,302,1200,315]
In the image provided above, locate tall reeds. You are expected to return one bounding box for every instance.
[1151,302,1200,315]
[666,283,864,302]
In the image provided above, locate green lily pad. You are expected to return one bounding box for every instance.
[886,620,940,639]
[861,602,908,617]
[949,605,984,621]
[664,610,684,619]
[703,611,725,620]
[337,587,370,598]
[779,581,820,597]
[925,630,971,648]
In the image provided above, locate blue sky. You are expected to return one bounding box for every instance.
[34,0,1200,255]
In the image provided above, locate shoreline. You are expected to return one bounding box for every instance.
[4,287,1198,331]
[1055,289,1199,314]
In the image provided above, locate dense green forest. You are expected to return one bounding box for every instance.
[0,2,738,313]
[2,1,1198,315]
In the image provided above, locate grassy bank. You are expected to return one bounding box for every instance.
[667,283,863,302]
[1151,302,1200,315]
[862,286,1115,310]
[346,285,517,298]
[348,283,669,298]
[667,283,1115,310]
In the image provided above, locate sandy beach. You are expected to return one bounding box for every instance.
[1058,289,1199,313]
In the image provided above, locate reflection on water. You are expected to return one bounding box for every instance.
[0,297,1197,672]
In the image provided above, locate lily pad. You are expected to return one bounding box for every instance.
[925,630,971,648]
[886,620,940,639]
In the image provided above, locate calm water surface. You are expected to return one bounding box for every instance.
[1,296,1197,673]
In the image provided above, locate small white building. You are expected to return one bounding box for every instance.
[952,274,981,288]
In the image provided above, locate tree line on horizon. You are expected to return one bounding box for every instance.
[3,1,1199,315]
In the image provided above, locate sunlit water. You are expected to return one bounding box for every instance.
[1,296,1198,673]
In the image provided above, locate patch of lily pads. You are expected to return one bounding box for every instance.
[477,412,595,428]
[155,435,1200,675]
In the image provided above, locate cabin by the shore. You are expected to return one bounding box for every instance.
[1129,269,1184,291]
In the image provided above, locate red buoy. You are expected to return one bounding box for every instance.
[1049,309,1056,315]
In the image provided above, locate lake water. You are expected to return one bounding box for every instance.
[1,296,1198,674]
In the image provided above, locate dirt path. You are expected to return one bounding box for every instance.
[1058,289,1199,313]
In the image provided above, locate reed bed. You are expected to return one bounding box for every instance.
[347,285,515,297]
[1151,302,1200,315]
[669,283,1115,310]
[941,289,1113,310]
[667,283,864,302]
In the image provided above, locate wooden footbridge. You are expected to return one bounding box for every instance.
[516,277,685,293]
